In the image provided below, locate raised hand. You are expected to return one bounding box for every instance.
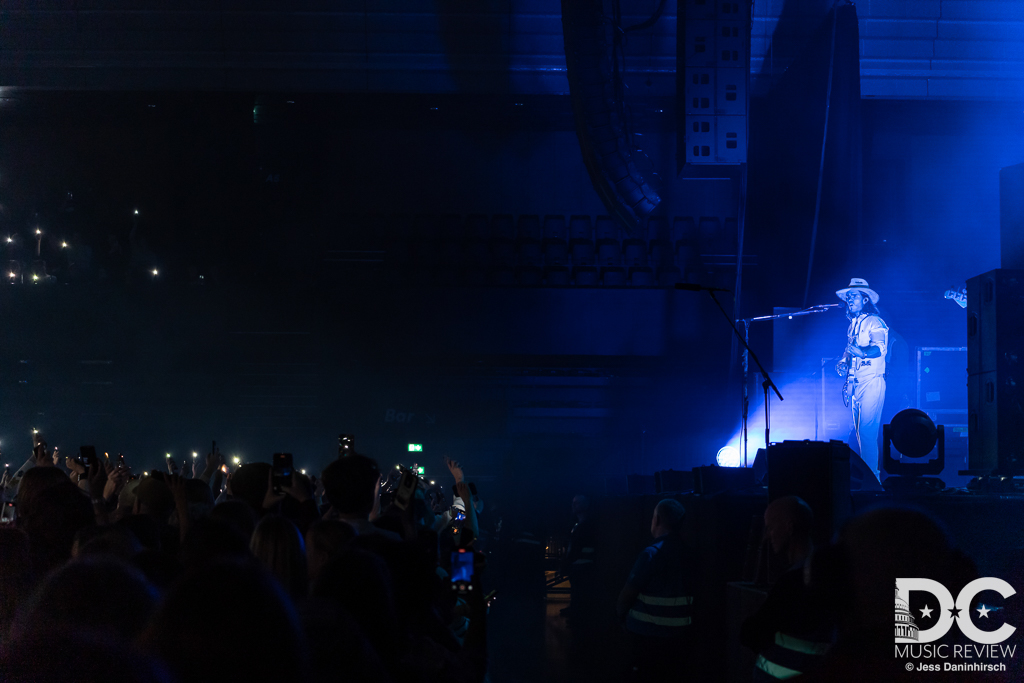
[280,471,312,503]
[33,437,55,468]
[66,456,86,477]
[262,470,286,510]
[198,449,224,483]
[205,450,223,474]
[444,456,465,483]
[86,460,109,501]
[103,463,129,502]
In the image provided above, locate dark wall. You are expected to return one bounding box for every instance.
[0,93,740,524]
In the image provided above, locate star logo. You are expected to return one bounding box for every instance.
[919,605,933,619]
[977,605,991,618]
[948,606,961,619]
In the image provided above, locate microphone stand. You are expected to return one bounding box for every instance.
[737,303,838,466]
[704,290,783,468]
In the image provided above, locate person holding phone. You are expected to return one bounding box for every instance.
[437,457,479,544]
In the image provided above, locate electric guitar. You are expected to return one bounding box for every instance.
[836,353,852,407]
[944,286,967,309]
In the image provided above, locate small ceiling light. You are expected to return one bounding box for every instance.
[5,236,11,243]
[34,229,41,235]
[134,209,139,215]
[31,274,38,281]
[192,452,198,458]
[233,456,241,465]
[151,269,158,276]
[61,241,68,248]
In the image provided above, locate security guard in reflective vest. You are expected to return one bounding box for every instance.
[617,499,695,679]
[742,496,834,681]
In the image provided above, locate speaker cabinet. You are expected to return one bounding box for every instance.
[691,465,755,495]
[655,469,694,493]
[767,440,851,545]
[627,474,656,495]
[966,269,1024,474]
[1000,163,1024,271]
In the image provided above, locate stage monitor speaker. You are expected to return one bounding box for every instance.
[966,269,1024,474]
[767,440,852,546]
[655,469,694,493]
[755,444,880,491]
[692,465,755,495]
[1000,163,1024,270]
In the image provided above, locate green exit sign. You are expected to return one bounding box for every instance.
[408,444,422,452]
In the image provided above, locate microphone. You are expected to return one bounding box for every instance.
[812,303,842,308]
[674,283,732,293]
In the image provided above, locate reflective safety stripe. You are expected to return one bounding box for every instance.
[755,655,801,680]
[637,594,693,607]
[775,632,830,656]
[627,609,692,627]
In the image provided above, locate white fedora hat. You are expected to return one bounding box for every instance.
[836,277,879,305]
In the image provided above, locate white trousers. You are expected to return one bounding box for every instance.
[851,374,886,474]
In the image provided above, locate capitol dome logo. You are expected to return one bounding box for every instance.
[895,581,920,641]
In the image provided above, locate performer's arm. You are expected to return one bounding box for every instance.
[847,343,881,359]
[847,319,886,359]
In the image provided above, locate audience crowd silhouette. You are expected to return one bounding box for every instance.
[0,436,488,683]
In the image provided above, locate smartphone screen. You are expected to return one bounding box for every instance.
[79,445,97,471]
[393,467,417,511]
[450,549,474,593]
[338,434,354,458]
[272,452,294,494]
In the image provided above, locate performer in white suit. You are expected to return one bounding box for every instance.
[835,278,888,478]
